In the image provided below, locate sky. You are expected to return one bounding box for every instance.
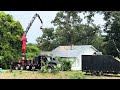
[4,11,106,44]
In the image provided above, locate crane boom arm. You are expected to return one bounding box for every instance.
[24,13,43,35]
[21,13,43,54]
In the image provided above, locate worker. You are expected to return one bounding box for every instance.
[20,34,27,54]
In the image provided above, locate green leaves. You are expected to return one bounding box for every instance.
[36,28,56,51]
[37,11,102,51]
[0,12,24,68]
[26,44,41,60]
[85,11,120,57]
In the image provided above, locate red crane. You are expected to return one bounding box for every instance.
[20,13,43,60]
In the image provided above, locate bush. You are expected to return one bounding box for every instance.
[51,65,60,74]
[38,61,59,74]
[40,66,49,73]
[61,60,71,71]
[56,57,73,71]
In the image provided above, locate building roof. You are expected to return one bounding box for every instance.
[51,45,101,58]
[41,51,52,56]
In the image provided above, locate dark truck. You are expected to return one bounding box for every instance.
[11,55,57,71]
[32,55,58,71]
[82,55,120,76]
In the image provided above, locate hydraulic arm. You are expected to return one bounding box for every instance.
[20,13,43,56]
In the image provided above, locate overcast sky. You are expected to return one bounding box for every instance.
[4,11,105,44]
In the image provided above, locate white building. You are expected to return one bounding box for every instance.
[51,45,102,70]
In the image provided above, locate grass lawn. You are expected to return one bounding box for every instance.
[0,70,120,79]
[0,70,84,79]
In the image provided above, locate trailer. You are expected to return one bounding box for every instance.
[82,55,120,76]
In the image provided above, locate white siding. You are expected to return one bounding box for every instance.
[71,47,96,70]
[71,56,82,70]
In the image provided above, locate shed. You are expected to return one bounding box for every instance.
[51,45,102,70]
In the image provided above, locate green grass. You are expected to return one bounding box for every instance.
[0,70,85,79]
[0,70,120,79]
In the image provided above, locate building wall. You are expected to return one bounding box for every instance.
[71,47,96,70]
[71,58,81,70]
[51,46,99,70]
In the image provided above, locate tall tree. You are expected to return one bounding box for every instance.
[36,28,56,51]
[84,11,120,57]
[0,12,24,68]
[52,11,101,46]
[37,11,102,51]
[51,11,82,46]
[105,12,120,57]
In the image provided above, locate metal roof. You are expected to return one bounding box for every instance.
[51,45,99,57]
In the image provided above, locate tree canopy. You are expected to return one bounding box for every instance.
[0,12,24,68]
[26,43,41,60]
[37,11,103,52]
[83,11,120,57]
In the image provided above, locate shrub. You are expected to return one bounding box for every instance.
[55,57,73,71]
[61,60,71,71]
[38,61,60,74]
[51,65,60,74]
